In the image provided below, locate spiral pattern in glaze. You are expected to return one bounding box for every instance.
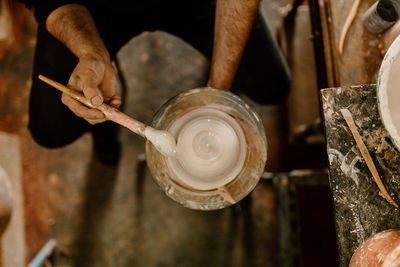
[166,107,247,190]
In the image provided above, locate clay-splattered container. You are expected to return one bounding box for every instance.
[349,229,400,267]
[145,88,267,210]
[377,34,400,152]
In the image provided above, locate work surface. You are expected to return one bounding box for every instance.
[321,84,400,266]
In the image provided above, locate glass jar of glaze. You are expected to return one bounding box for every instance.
[145,88,267,210]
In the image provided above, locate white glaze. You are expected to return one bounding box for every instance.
[166,107,247,190]
[144,127,177,157]
[386,56,400,132]
[378,34,400,151]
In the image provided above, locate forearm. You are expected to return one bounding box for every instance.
[208,0,260,91]
[45,4,119,123]
[46,4,110,62]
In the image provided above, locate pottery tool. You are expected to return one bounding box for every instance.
[339,0,361,55]
[27,239,57,267]
[341,108,398,208]
[38,75,177,157]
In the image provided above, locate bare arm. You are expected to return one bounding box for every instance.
[46,4,121,124]
[208,0,260,91]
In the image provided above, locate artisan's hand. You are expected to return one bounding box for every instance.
[62,56,122,124]
[46,4,121,124]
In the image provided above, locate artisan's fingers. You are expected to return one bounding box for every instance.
[81,73,104,107]
[108,95,122,108]
[61,93,105,121]
[68,73,103,107]
[67,74,83,91]
[100,63,117,97]
[86,117,108,125]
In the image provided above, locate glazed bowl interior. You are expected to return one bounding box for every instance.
[378,34,400,151]
[145,88,267,210]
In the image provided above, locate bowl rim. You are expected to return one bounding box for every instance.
[377,34,400,152]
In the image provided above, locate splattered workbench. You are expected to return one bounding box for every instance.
[320,84,400,266]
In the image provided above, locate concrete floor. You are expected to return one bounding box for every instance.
[0,2,289,266]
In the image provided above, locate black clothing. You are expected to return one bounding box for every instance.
[20,1,291,148]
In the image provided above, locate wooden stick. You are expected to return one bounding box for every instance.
[218,186,237,204]
[341,108,398,208]
[38,75,147,137]
[339,0,361,55]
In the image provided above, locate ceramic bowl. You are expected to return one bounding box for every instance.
[349,229,400,267]
[378,34,400,152]
[145,88,267,210]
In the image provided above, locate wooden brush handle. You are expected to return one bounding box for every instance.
[38,75,147,137]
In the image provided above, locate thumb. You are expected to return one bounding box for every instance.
[82,75,104,107]
[100,62,117,97]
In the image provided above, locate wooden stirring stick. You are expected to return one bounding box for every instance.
[341,108,398,209]
[38,75,147,137]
